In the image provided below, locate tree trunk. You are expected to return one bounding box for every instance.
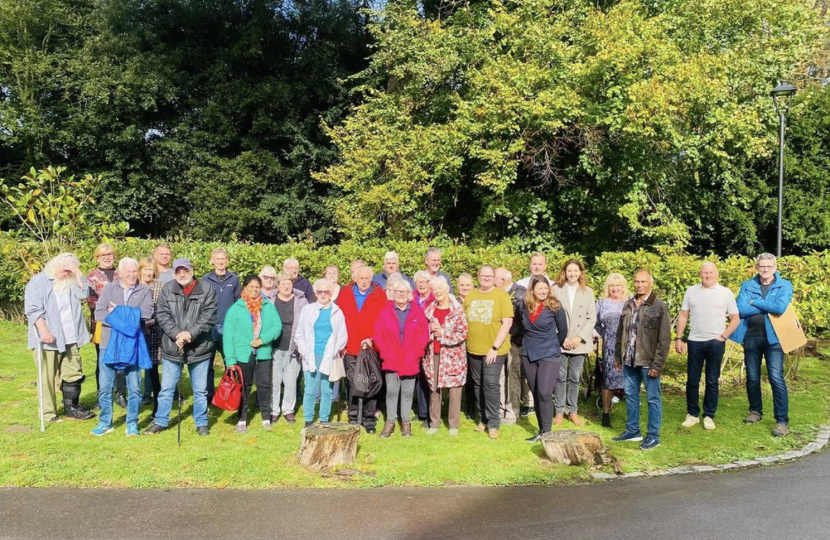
[299,422,360,470]
[541,430,605,466]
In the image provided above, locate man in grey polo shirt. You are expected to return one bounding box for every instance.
[675,262,739,430]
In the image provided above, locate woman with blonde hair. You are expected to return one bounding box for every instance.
[138,257,163,418]
[594,273,630,427]
[86,243,123,409]
[322,265,342,302]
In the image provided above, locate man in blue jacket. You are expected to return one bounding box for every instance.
[731,253,793,437]
[203,248,241,402]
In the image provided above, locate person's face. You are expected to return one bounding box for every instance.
[154,248,171,266]
[700,265,719,288]
[96,249,115,269]
[415,277,429,294]
[608,281,624,300]
[565,263,581,285]
[384,258,399,274]
[356,269,373,292]
[140,266,155,284]
[325,267,340,283]
[211,253,228,272]
[533,281,550,302]
[316,283,332,306]
[174,267,194,286]
[277,278,293,296]
[243,280,261,298]
[56,259,77,280]
[756,260,776,281]
[478,268,495,290]
[494,271,508,289]
[392,285,410,307]
[284,261,299,279]
[458,277,473,297]
[426,254,441,273]
[349,261,363,281]
[530,255,546,276]
[121,264,138,287]
[633,272,652,297]
[433,286,448,302]
[260,273,277,291]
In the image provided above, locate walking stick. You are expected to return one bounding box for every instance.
[35,334,46,433]
[178,346,185,447]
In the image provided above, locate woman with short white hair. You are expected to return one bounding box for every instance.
[413,270,434,308]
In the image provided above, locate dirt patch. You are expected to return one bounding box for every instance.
[6,425,32,434]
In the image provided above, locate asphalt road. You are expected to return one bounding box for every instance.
[2,449,828,540]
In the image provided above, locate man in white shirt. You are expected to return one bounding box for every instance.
[515,252,552,289]
[675,262,740,430]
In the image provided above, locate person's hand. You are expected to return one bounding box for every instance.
[614,363,622,372]
[429,320,441,333]
[485,349,498,364]
[144,319,155,328]
[107,301,117,313]
[648,369,659,378]
[251,338,263,348]
[361,338,373,349]
[715,335,726,343]
[180,331,193,343]
[40,330,56,345]
[674,340,685,354]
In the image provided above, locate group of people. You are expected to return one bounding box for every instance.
[25,244,794,448]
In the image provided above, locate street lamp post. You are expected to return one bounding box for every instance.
[770,81,796,259]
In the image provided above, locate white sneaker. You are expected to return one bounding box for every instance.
[681,414,700,428]
[703,417,716,430]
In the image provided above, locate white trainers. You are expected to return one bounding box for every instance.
[681,414,700,428]
[703,417,716,430]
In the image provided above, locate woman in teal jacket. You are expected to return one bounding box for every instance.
[223,275,282,433]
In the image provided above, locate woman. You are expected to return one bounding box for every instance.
[456,273,474,303]
[423,276,468,436]
[223,275,283,433]
[269,271,309,424]
[258,265,280,304]
[323,265,342,302]
[413,271,435,309]
[86,243,122,408]
[374,279,430,438]
[551,259,596,426]
[520,276,568,442]
[594,273,629,428]
[138,257,163,419]
[295,279,348,427]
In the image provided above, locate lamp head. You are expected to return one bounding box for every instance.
[771,81,796,117]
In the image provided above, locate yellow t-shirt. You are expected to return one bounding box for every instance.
[463,287,513,356]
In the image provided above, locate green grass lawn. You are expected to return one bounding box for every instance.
[0,319,828,489]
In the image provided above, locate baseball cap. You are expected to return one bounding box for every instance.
[172,258,193,271]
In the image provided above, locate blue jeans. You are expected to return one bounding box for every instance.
[623,365,662,440]
[155,358,209,428]
[686,339,725,418]
[744,335,789,424]
[303,355,333,423]
[97,352,141,427]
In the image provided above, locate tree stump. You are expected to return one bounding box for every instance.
[541,430,605,466]
[299,422,360,470]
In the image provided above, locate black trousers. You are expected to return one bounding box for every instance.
[468,353,506,430]
[148,364,161,415]
[344,353,377,428]
[522,356,561,433]
[238,359,272,423]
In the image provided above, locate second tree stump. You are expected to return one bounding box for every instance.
[299,422,360,470]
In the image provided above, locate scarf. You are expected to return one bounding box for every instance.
[243,292,263,343]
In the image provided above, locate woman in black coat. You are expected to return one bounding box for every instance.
[520,276,569,442]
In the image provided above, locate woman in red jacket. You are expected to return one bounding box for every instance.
[374,277,430,438]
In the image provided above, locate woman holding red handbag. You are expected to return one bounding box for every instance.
[222,275,282,433]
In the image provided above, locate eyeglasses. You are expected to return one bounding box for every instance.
[98,253,114,258]
[261,276,277,280]
[317,290,332,295]
[757,265,775,270]
[478,274,494,279]
[393,290,410,294]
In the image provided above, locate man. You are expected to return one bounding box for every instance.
[373,251,415,290]
[203,248,241,401]
[424,247,453,293]
[676,262,739,431]
[91,258,154,436]
[153,243,174,283]
[25,253,96,422]
[613,270,670,450]
[463,265,513,439]
[336,265,387,433]
[349,259,366,283]
[144,258,217,436]
[515,252,552,289]
[284,258,316,302]
[494,267,526,425]
[732,253,794,437]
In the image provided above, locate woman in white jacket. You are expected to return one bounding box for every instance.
[295,279,348,427]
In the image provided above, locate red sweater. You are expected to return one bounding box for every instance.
[337,283,387,356]
[373,301,430,377]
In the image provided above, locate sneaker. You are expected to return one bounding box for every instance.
[681,414,701,428]
[526,432,542,443]
[772,423,789,437]
[48,416,63,423]
[143,422,166,435]
[116,395,128,409]
[235,422,248,434]
[474,423,487,432]
[90,422,114,437]
[65,405,95,421]
[125,423,140,437]
[284,413,296,424]
[639,436,660,450]
[427,427,439,435]
[744,411,762,424]
[141,396,153,406]
[703,417,716,431]
[365,426,377,434]
[448,428,459,436]
[612,430,644,442]
[304,421,314,428]
[488,428,499,440]
[196,426,210,436]
[262,420,272,430]
[520,406,534,418]
[270,415,279,424]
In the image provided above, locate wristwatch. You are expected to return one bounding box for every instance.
[491,345,498,351]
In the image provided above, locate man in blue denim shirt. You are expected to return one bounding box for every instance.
[731,253,794,437]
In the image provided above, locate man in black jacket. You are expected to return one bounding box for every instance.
[144,258,217,436]
[495,267,526,424]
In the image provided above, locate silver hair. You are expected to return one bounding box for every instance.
[356,265,374,276]
[756,253,777,265]
[425,247,441,260]
[413,270,431,282]
[312,278,332,292]
[117,257,139,272]
[429,275,450,292]
[283,258,299,267]
[211,247,228,258]
[390,276,412,293]
[700,261,718,271]
[384,251,399,262]
[44,253,80,279]
[259,265,278,278]
[495,267,512,281]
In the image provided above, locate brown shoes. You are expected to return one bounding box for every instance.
[553,414,564,426]
[401,421,412,438]
[379,421,395,438]
[474,423,487,432]
[488,428,500,440]
[568,413,584,427]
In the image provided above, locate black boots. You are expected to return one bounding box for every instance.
[61,382,95,421]
[601,412,612,428]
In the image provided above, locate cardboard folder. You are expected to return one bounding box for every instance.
[769,303,808,354]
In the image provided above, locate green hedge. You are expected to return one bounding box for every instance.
[2,234,827,336]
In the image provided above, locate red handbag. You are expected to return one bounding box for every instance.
[212,365,244,411]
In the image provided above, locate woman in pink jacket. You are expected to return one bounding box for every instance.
[374,277,430,438]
